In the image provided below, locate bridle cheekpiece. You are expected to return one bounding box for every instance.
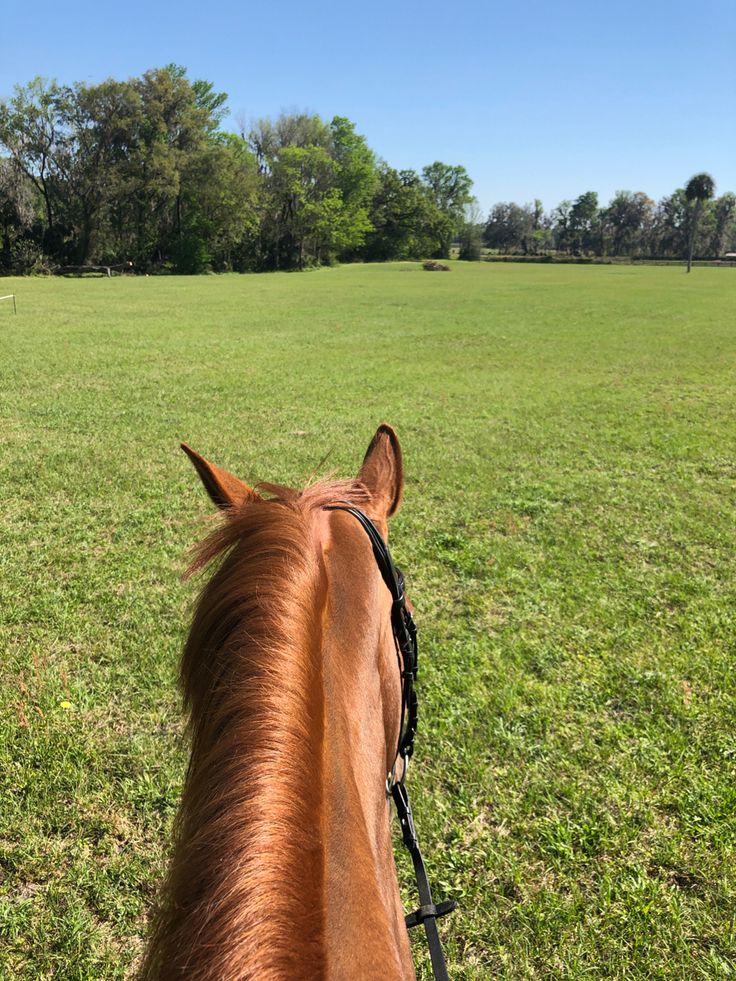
[324,504,456,981]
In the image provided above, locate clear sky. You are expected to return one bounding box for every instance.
[1,0,733,214]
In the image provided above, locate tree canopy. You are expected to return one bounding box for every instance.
[684,172,716,272]
[0,69,473,273]
[478,180,734,263]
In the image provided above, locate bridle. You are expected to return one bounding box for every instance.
[324,505,456,981]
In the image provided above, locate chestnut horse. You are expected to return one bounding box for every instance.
[143,425,421,980]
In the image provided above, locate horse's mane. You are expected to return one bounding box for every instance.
[143,478,369,981]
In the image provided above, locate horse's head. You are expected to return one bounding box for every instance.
[181,422,403,532]
[180,424,407,779]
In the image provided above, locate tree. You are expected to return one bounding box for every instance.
[710,193,736,257]
[132,66,226,269]
[0,157,36,271]
[684,172,715,272]
[650,190,688,258]
[421,162,473,257]
[267,145,342,269]
[361,165,433,260]
[62,78,143,263]
[0,78,71,256]
[248,112,331,172]
[457,199,483,260]
[483,202,535,253]
[568,191,600,254]
[602,191,654,256]
[0,67,242,271]
[246,112,376,268]
[173,134,260,272]
[327,116,376,259]
[551,199,573,252]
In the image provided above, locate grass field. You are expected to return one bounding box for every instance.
[1,262,735,979]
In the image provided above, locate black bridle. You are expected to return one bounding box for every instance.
[325,505,456,981]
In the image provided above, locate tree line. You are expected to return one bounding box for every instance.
[476,177,734,265]
[1,66,732,276]
[0,66,473,274]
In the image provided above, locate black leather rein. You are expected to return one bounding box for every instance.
[324,505,456,981]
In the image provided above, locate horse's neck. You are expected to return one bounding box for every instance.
[320,606,415,980]
[145,507,414,980]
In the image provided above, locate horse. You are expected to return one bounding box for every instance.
[142,425,430,980]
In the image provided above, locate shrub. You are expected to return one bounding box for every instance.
[10,239,53,275]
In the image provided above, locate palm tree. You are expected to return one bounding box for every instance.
[685,172,716,272]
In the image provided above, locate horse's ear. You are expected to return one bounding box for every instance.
[181,443,258,511]
[357,424,404,520]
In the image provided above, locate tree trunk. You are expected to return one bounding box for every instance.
[687,200,701,274]
[78,209,94,264]
[36,170,56,256]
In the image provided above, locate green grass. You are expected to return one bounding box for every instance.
[1,262,735,978]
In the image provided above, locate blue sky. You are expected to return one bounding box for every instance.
[2,0,733,213]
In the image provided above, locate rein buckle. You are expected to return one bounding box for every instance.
[405,900,458,930]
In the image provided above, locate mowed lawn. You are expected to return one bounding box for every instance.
[1,263,735,979]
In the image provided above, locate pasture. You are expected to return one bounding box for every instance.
[1,262,735,979]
